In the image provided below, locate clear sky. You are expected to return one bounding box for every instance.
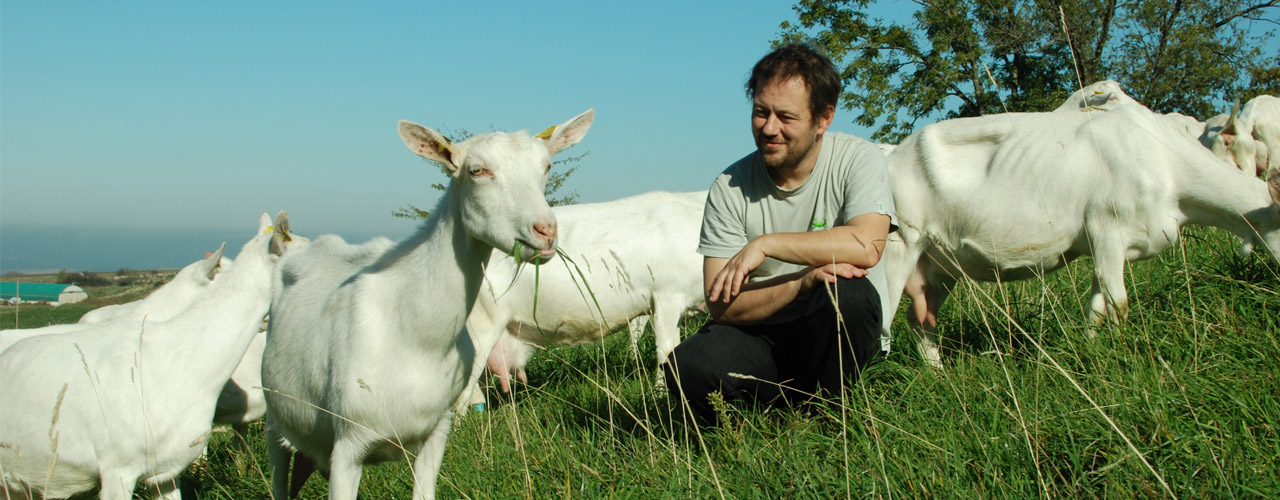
[3,2,1271,273]
[2,1,879,245]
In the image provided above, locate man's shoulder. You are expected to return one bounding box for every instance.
[822,132,888,174]
[710,151,760,190]
[720,151,758,177]
[825,131,879,152]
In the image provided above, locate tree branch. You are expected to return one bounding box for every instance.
[1212,0,1279,29]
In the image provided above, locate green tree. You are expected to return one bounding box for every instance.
[391,128,586,220]
[782,0,1279,143]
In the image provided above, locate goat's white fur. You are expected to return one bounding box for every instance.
[880,93,1280,368]
[1200,96,1277,177]
[1240,95,1279,176]
[261,110,593,500]
[77,246,229,325]
[0,213,295,500]
[458,190,706,407]
[0,248,230,353]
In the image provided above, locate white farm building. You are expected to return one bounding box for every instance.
[0,283,89,305]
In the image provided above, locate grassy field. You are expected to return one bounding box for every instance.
[4,227,1277,499]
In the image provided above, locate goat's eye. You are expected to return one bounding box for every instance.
[544,163,552,173]
[470,167,493,178]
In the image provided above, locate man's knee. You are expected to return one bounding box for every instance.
[809,276,880,318]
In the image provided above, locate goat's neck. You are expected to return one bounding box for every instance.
[367,187,493,350]
[147,239,274,397]
[1179,162,1279,240]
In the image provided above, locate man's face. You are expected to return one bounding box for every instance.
[751,76,832,170]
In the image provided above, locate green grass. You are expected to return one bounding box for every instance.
[9,228,1279,499]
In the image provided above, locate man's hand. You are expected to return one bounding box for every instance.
[801,263,868,291]
[707,240,767,303]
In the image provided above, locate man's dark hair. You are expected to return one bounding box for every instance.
[746,43,841,123]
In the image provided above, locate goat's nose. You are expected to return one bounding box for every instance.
[533,221,557,245]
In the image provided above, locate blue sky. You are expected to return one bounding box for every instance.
[2,1,870,244]
[2,2,1272,272]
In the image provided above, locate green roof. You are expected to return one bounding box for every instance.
[0,282,87,302]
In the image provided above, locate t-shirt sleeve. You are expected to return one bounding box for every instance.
[839,143,898,232]
[698,174,748,258]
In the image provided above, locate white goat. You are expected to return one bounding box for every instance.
[77,246,230,325]
[1054,80,1220,152]
[458,190,706,407]
[0,245,279,447]
[1200,100,1271,176]
[261,110,593,500]
[1240,95,1279,175]
[0,213,296,500]
[880,100,1280,368]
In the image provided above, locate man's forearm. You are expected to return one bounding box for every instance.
[755,225,884,269]
[707,269,807,325]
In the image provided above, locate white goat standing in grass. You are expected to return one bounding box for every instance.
[0,212,297,500]
[879,93,1280,368]
[261,110,593,500]
[458,190,706,408]
[0,242,284,449]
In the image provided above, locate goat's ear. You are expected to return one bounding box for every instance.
[257,213,273,233]
[539,109,594,156]
[399,120,460,176]
[201,242,227,280]
[270,211,292,257]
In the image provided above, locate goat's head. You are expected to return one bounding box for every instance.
[1222,111,1261,176]
[170,241,227,288]
[398,109,594,263]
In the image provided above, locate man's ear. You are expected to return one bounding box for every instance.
[816,105,835,135]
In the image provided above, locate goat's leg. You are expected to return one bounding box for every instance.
[1085,234,1130,333]
[905,264,949,369]
[265,419,297,500]
[98,471,138,500]
[410,417,454,500]
[327,438,366,500]
[626,315,651,360]
[649,295,688,388]
[148,478,180,500]
[290,453,319,499]
[454,303,508,413]
[879,230,923,355]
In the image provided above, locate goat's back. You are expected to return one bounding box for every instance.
[483,190,706,345]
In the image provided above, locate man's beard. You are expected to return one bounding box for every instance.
[756,132,818,169]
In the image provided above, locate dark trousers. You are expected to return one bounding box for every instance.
[664,276,883,424]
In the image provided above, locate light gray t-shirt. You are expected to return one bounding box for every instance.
[699,132,897,341]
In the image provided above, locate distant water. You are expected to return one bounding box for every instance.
[0,225,406,274]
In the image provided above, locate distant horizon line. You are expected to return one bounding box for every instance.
[0,224,417,275]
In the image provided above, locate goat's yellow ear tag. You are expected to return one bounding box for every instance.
[536,125,557,139]
[264,225,275,234]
